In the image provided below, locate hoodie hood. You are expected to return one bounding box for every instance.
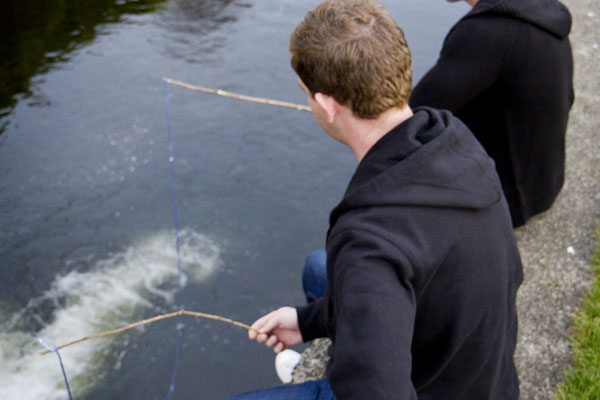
[466,0,572,39]
[329,108,502,228]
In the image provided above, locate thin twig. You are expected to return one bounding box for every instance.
[163,78,312,112]
[39,310,258,355]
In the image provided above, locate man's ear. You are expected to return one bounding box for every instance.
[314,93,338,123]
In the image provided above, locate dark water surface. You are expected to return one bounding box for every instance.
[0,1,468,398]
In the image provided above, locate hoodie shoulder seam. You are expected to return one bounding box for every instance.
[329,226,420,275]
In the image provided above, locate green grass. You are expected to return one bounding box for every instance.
[555,231,600,400]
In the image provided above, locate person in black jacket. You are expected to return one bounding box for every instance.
[410,0,574,227]
[221,0,523,399]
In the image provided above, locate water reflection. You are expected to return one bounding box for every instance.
[0,0,167,133]
[165,0,249,26]
[155,0,252,64]
[0,0,251,135]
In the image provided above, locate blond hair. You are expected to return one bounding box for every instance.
[290,0,412,119]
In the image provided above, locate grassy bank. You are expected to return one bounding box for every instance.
[555,231,600,399]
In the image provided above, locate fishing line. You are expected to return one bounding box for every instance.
[35,80,187,400]
[163,78,185,400]
[38,78,305,399]
[38,339,73,400]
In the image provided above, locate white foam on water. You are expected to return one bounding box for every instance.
[0,228,221,400]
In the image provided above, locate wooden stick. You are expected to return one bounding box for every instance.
[164,78,312,112]
[39,310,258,355]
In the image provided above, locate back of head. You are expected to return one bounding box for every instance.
[290,0,412,119]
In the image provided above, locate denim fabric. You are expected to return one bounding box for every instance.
[217,379,335,400]
[302,249,327,304]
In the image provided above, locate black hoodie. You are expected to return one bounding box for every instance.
[410,0,574,227]
[297,108,523,399]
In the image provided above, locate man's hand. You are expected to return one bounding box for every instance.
[248,307,302,353]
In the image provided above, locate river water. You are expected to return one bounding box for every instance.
[0,1,468,398]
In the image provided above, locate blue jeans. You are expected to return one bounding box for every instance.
[302,248,328,303]
[218,379,334,400]
[217,250,331,400]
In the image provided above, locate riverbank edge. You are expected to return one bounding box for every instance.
[555,231,600,399]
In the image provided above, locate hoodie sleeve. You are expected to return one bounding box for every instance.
[296,297,329,341]
[410,16,510,112]
[327,229,418,400]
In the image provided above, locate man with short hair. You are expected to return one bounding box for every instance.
[222,1,523,398]
[410,0,574,227]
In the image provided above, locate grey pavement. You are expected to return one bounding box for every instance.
[292,1,600,398]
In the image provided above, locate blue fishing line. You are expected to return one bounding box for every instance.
[163,78,185,400]
[54,349,74,400]
[36,80,186,400]
[38,339,73,400]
